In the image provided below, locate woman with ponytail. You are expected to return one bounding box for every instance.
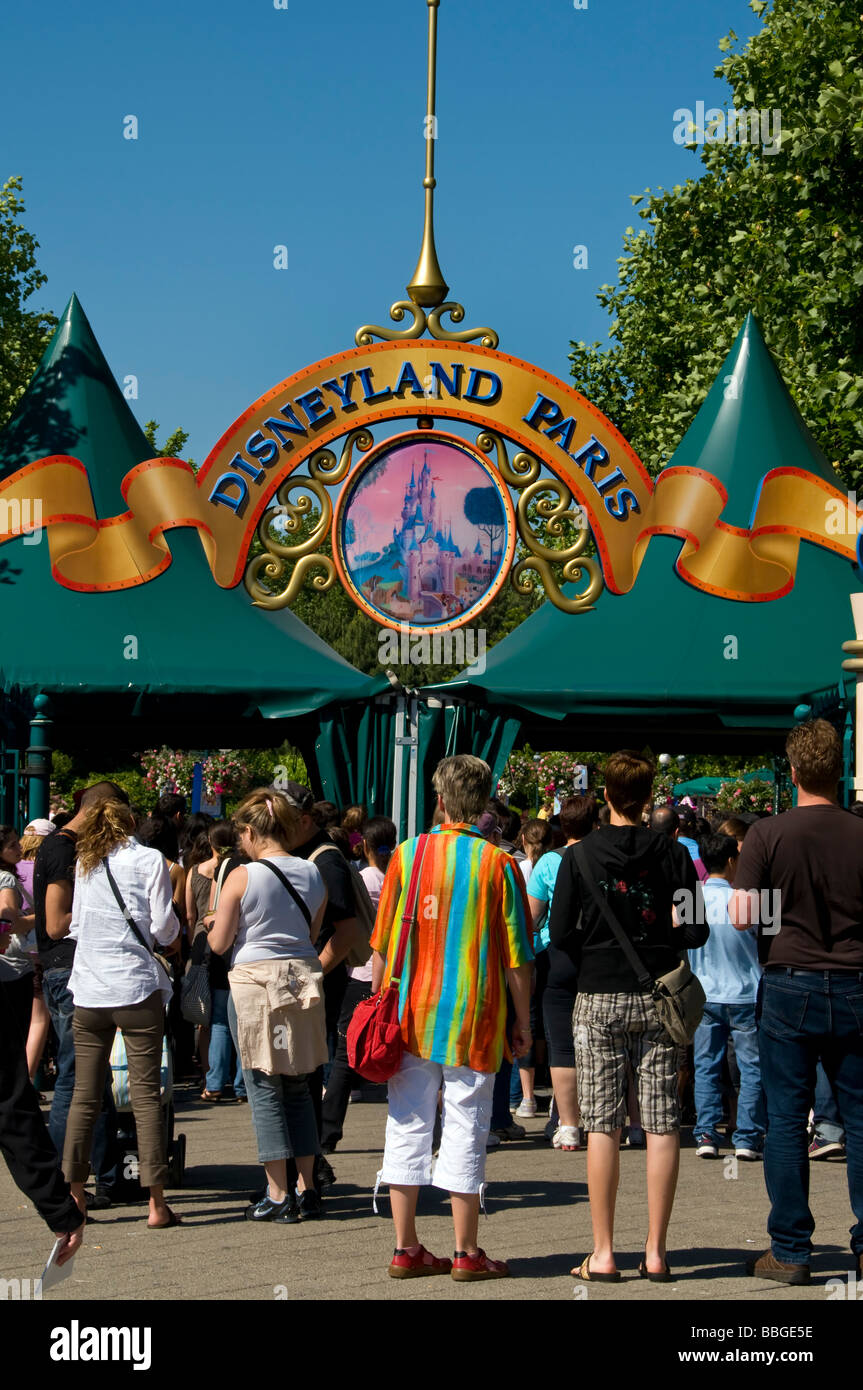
[192,821,247,1103]
[320,815,397,1154]
[209,789,328,1224]
[61,797,181,1229]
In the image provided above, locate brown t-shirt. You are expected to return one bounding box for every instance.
[734,804,863,970]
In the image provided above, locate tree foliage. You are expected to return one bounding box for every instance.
[0,176,56,430]
[143,419,195,469]
[569,0,863,487]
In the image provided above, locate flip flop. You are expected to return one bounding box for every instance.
[638,1257,673,1283]
[148,1209,182,1230]
[573,1254,620,1282]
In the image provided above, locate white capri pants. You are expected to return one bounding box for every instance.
[379,1051,495,1194]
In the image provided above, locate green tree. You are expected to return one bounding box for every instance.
[143,419,195,469]
[569,0,863,487]
[0,176,56,429]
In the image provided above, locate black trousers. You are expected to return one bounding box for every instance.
[0,977,81,1233]
[321,979,373,1148]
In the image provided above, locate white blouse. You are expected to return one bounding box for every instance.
[68,841,179,1009]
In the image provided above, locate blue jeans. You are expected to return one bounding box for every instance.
[813,1061,845,1145]
[758,969,863,1264]
[693,1001,765,1150]
[206,989,245,1097]
[227,993,318,1163]
[42,967,118,1185]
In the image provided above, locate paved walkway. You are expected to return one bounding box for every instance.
[1,1082,857,1302]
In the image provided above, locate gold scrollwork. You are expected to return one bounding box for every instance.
[511,554,603,613]
[475,430,541,488]
[517,479,590,564]
[355,299,499,350]
[426,303,499,350]
[245,428,374,608]
[245,552,335,609]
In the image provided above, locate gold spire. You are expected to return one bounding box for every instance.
[355,0,498,350]
[406,0,449,309]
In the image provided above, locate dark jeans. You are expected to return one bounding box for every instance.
[758,969,863,1264]
[321,978,372,1149]
[42,967,118,1186]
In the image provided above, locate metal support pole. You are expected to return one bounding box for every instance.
[26,693,53,823]
[840,593,863,799]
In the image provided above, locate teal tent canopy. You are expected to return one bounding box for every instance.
[432,315,857,751]
[0,295,387,757]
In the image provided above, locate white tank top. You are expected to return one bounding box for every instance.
[232,856,325,966]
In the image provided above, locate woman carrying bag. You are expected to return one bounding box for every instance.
[209,789,328,1225]
[59,797,181,1230]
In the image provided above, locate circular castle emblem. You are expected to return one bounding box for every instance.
[333,430,516,634]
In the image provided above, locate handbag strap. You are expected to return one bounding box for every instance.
[211,855,232,911]
[571,843,654,992]
[390,833,430,986]
[258,859,313,930]
[102,857,154,956]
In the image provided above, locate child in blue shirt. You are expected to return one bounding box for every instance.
[689,832,765,1160]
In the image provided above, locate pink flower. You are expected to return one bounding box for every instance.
[642,909,656,923]
[615,880,628,893]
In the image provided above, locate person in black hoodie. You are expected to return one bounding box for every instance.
[549,750,707,1283]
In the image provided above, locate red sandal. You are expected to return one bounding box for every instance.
[388,1245,453,1279]
[451,1248,510,1281]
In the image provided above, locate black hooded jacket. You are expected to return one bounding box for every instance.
[548,825,707,993]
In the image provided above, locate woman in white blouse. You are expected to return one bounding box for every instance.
[60,797,181,1229]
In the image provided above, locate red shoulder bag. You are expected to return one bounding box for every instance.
[347,834,429,1083]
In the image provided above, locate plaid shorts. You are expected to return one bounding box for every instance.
[573,990,684,1135]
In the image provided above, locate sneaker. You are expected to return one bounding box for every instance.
[245,1192,300,1224]
[808,1137,845,1161]
[746,1249,810,1285]
[388,1245,452,1279]
[451,1248,510,1282]
[553,1125,582,1151]
[486,1131,502,1149]
[491,1122,526,1141]
[85,1185,114,1210]
[626,1126,646,1149]
[734,1148,762,1162]
[515,1098,537,1119]
[297,1188,324,1220]
[695,1134,719,1158]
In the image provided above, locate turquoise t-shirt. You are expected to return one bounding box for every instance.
[687,876,762,1004]
[525,849,566,951]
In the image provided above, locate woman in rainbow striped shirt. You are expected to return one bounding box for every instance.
[370,754,533,1283]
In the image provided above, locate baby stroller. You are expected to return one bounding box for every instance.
[110,1029,187,1195]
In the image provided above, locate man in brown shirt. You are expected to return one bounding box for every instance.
[731,720,863,1284]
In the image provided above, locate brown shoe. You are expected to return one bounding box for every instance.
[746,1249,810,1285]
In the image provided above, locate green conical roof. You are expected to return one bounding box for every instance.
[438,318,858,731]
[0,295,386,724]
[669,312,838,528]
[0,294,152,517]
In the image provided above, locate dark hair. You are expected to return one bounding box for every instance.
[678,808,697,835]
[604,750,655,819]
[136,812,179,862]
[0,825,20,878]
[208,820,237,857]
[699,833,739,876]
[489,798,520,844]
[786,719,842,796]
[78,780,130,811]
[849,802,863,818]
[312,800,340,829]
[559,794,598,841]
[695,816,711,839]
[179,812,215,866]
[519,818,553,865]
[327,826,352,858]
[598,803,611,825]
[52,811,73,830]
[157,791,187,820]
[363,815,397,869]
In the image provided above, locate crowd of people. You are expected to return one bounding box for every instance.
[0,717,860,1288]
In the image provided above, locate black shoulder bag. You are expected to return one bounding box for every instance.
[259,859,313,929]
[572,843,705,1047]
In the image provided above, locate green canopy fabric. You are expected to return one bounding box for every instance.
[435,315,858,737]
[0,295,387,735]
[673,769,773,796]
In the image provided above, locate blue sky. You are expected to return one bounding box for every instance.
[3,0,764,464]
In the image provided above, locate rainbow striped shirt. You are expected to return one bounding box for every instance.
[369,823,533,1073]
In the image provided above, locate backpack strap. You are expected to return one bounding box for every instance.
[258,859,313,930]
[102,858,154,956]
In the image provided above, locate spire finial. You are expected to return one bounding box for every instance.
[406,1,448,309]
